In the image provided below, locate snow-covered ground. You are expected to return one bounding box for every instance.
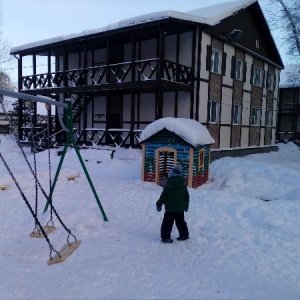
[0,134,300,299]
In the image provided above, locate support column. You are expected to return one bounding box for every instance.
[158,28,166,119]
[18,55,23,140]
[130,33,136,146]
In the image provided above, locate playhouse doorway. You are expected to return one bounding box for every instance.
[155,147,177,186]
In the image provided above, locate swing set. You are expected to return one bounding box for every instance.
[0,89,108,265]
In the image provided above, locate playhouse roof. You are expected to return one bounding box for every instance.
[139,118,215,147]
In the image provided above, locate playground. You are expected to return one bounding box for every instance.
[1,133,300,299]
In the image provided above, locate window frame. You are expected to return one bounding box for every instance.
[266,72,275,91]
[265,110,273,127]
[252,66,263,87]
[251,107,262,126]
[232,104,242,124]
[211,48,222,74]
[209,100,220,123]
[235,59,244,81]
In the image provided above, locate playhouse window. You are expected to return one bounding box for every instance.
[198,149,205,169]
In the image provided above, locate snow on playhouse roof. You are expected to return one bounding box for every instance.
[139,117,215,147]
[11,0,256,54]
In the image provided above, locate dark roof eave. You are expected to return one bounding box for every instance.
[10,17,206,56]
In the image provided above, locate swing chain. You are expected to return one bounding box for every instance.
[0,152,55,252]
[46,106,54,226]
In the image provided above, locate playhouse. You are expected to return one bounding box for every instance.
[139,118,215,188]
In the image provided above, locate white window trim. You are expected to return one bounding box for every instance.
[251,107,262,126]
[211,48,222,74]
[233,104,241,124]
[209,100,220,124]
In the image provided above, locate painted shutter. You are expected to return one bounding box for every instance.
[206,45,212,71]
[250,64,254,85]
[222,52,227,76]
[243,61,247,82]
[231,56,236,79]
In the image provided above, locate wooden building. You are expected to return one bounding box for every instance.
[140,117,214,188]
[277,65,300,142]
[10,0,283,156]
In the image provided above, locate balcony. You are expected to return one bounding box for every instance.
[21,59,193,93]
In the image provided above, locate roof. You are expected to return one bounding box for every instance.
[11,0,257,54]
[139,118,215,147]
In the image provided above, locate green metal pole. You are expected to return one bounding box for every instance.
[44,101,108,221]
[67,101,108,221]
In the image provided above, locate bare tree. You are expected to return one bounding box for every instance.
[0,4,15,90]
[263,0,300,59]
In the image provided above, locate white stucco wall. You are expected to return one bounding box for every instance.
[220,126,231,148]
[165,35,177,62]
[163,92,176,117]
[94,96,106,123]
[140,38,157,59]
[223,44,234,87]
[177,92,191,118]
[199,81,209,123]
[139,94,156,121]
[242,91,251,126]
[241,127,249,147]
[200,32,211,81]
[244,54,252,91]
[179,32,193,67]
[221,87,233,124]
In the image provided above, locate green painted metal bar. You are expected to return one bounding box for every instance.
[43,101,108,221]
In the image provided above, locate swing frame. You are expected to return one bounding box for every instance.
[0,89,108,221]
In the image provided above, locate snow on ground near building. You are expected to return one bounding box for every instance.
[0,135,300,299]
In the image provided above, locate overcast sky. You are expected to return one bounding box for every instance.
[1,0,234,47]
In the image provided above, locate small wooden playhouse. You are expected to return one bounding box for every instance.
[140,118,215,188]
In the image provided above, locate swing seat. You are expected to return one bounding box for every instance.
[29,225,56,238]
[47,240,81,265]
[0,186,7,190]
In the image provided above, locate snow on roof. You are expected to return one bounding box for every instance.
[139,117,215,146]
[11,0,257,54]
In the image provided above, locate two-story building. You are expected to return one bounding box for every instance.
[10,0,283,157]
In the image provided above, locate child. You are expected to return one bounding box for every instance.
[156,165,189,243]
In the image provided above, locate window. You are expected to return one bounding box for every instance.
[266,72,275,90]
[251,107,261,125]
[233,105,241,124]
[198,149,205,170]
[211,48,222,74]
[235,59,244,81]
[209,100,219,123]
[252,66,263,87]
[265,110,273,126]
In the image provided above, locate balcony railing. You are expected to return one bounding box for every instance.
[21,59,193,91]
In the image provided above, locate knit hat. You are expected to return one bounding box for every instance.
[168,164,182,177]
